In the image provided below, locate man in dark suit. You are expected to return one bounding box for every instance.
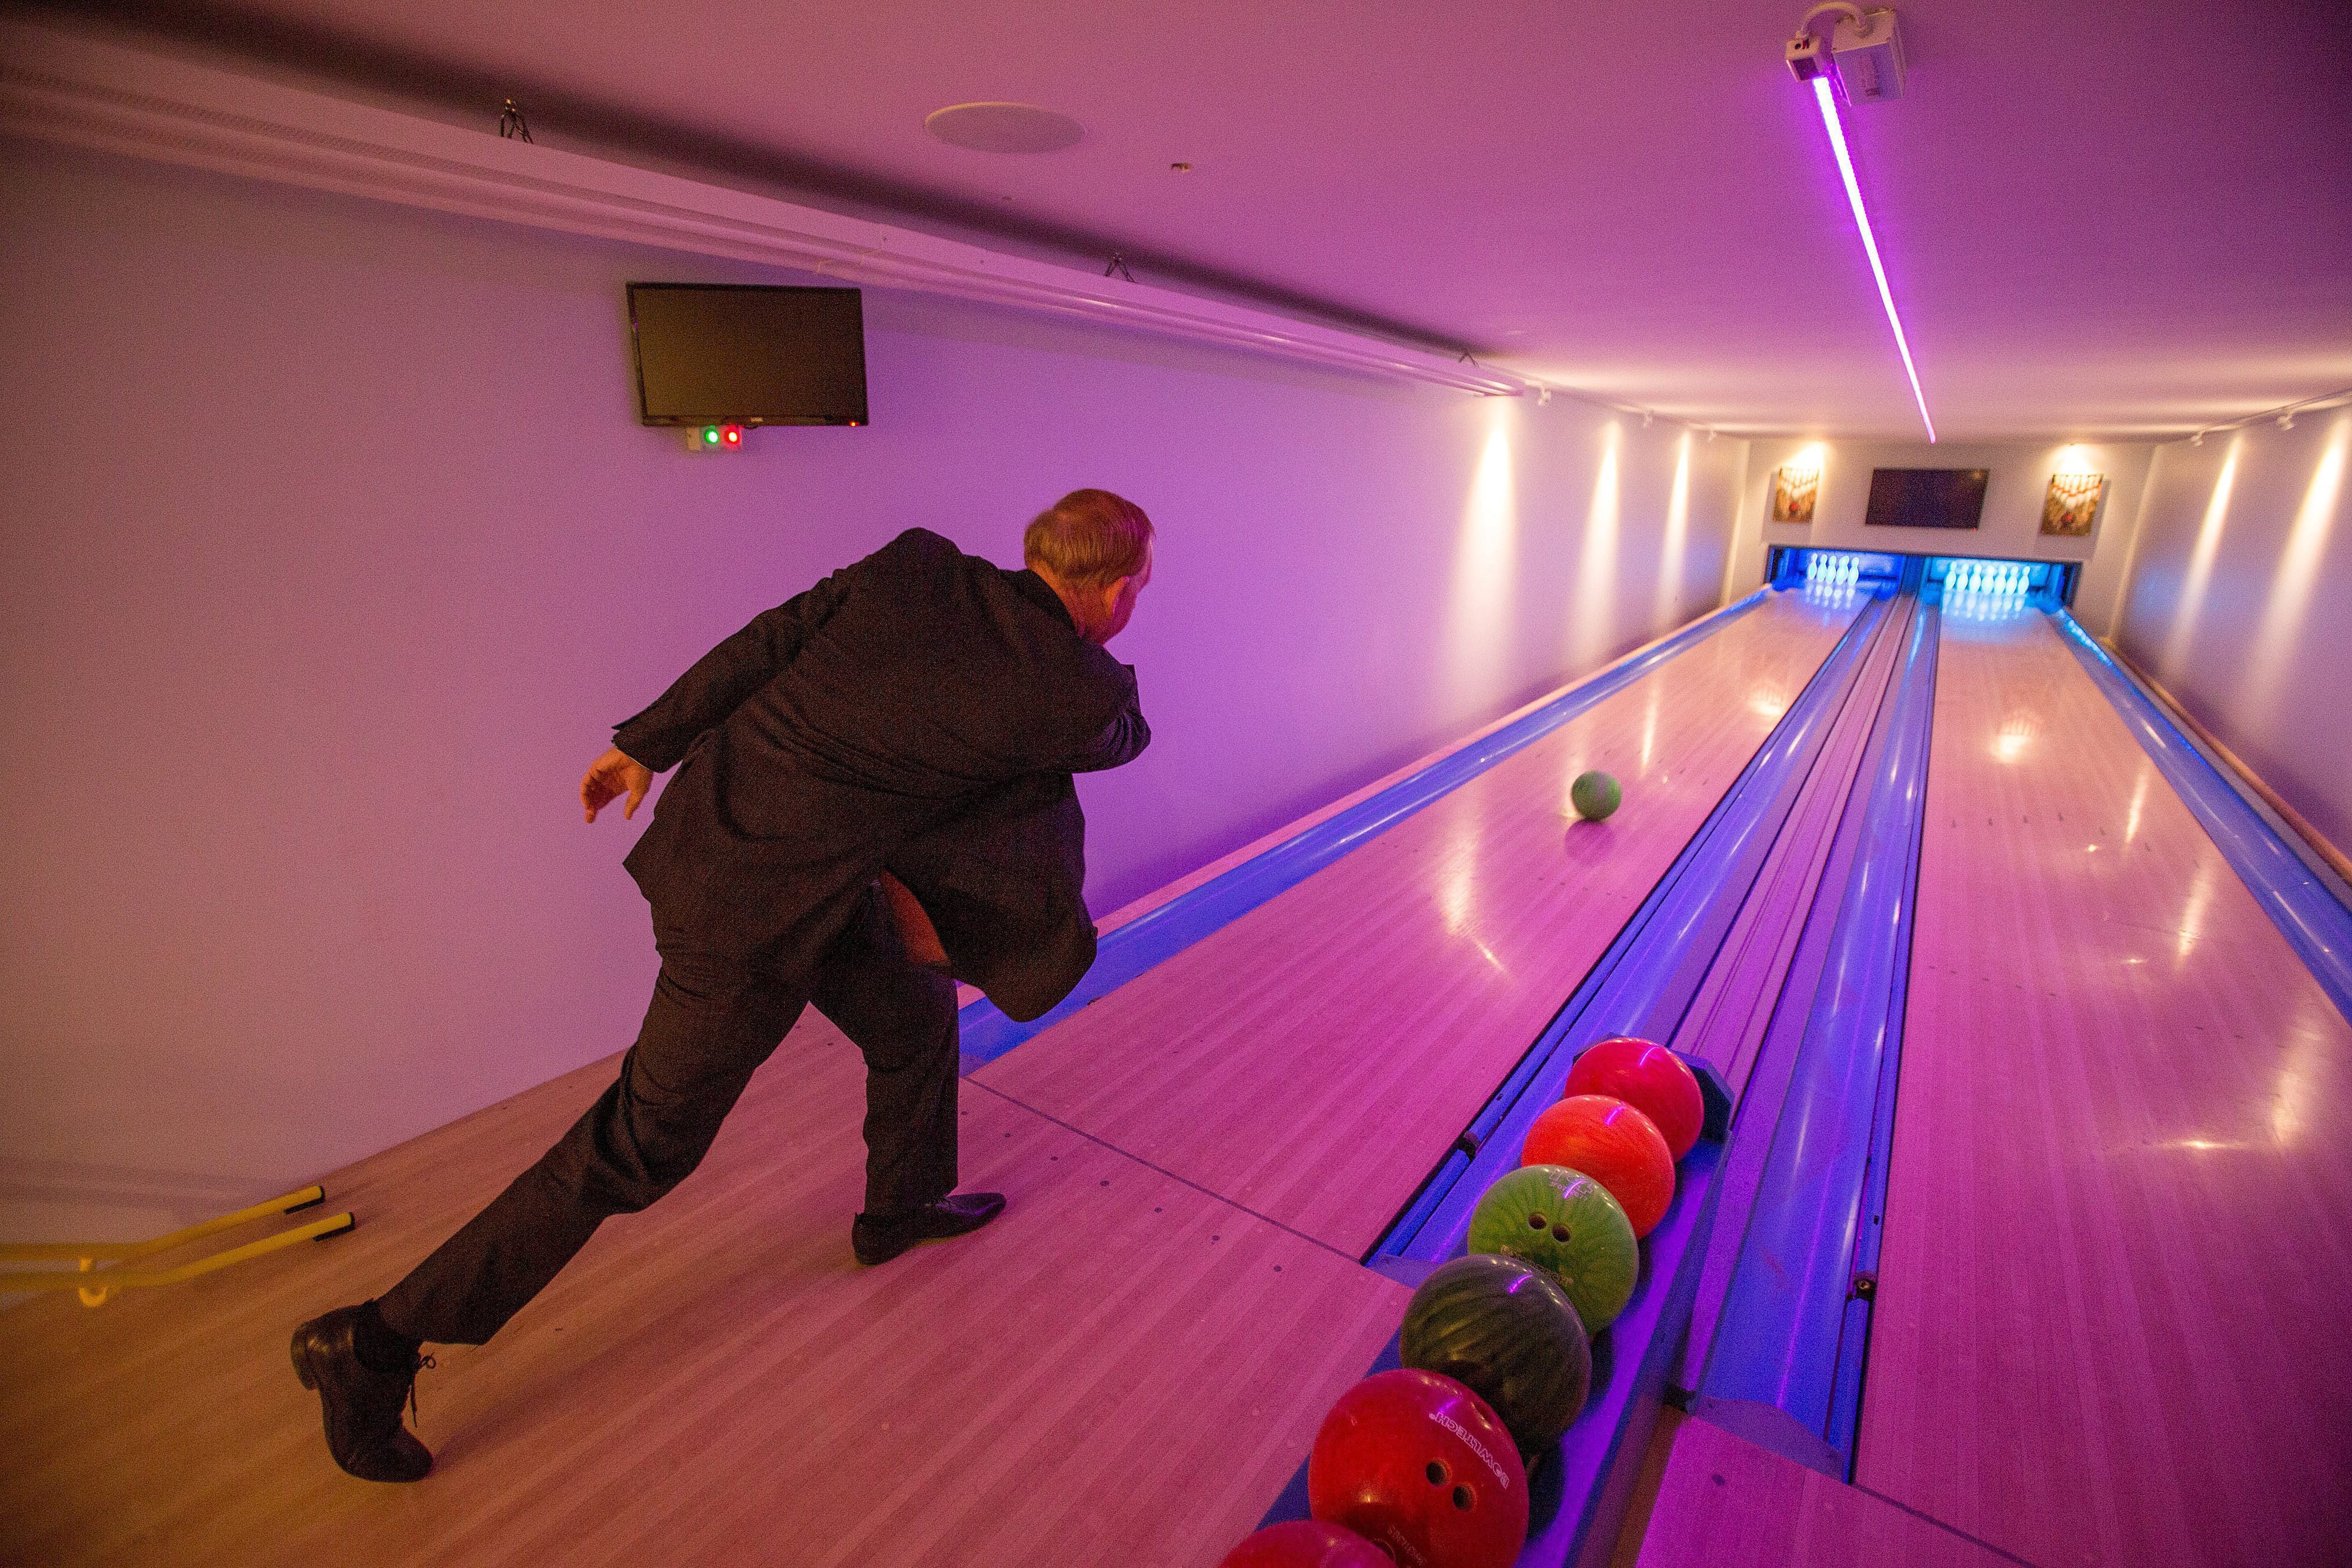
[290,490,1154,1482]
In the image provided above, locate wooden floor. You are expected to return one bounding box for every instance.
[1856,605,2352,1567]
[0,1011,1408,1568]
[978,590,1859,1256]
[0,590,1856,1568]
[1628,1413,2019,1568]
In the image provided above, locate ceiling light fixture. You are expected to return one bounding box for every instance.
[1788,6,1935,443]
[923,102,1083,154]
[2177,387,2350,446]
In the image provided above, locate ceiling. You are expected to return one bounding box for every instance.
[45,0,2352,440]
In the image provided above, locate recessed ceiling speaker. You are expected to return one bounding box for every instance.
[924,103,1083,153]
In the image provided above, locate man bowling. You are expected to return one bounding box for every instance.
[290,489,1155,1482]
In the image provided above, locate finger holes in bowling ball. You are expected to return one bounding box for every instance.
[1425,1460,1450,1486]
[1551,1223,1571,1242]
[1528,1212,1548,1230]
[1453,1485,1475,1512]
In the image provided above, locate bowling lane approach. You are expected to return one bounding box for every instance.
[1857,601,2352,1567]
[975,587,1864,1257]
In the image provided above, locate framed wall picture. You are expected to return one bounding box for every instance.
[1771,463,1820,524]
[2042,472,2104,536]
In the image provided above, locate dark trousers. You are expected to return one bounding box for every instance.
[379,887,958,1346]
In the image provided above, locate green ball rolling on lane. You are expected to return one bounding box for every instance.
[1570,770,1621,821]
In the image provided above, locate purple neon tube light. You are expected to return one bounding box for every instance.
[1812,77,1936,442]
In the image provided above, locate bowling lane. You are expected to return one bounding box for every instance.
[1859,607,2352,1567]
[978,589,1863,1257]
[0,1012,1408,1568]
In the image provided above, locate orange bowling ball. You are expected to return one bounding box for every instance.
[1520,1095,1676,1237]
[1563,1037,1705,1159]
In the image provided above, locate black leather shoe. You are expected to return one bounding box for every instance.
[852,1192,1007,1265]
[290,1306,435,1482]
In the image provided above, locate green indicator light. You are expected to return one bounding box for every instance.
[704,427,720,444]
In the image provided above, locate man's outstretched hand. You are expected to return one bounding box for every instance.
[582,747,653,823]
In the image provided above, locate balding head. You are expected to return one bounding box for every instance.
[1024,489,1155,644]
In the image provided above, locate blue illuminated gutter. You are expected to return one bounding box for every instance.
[2053,610,2352,1022]
[957,590,1775,1067]
[1693,586,1940,1477]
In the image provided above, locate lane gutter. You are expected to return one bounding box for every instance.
[2052,608,2352,1024]
[1692,570,1940,1479]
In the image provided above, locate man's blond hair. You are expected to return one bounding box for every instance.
[1023,489,1154,591]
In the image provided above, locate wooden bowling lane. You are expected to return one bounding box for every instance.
[1624,1414,2019,1568]
[1857,609,2352,1568]
[978,590,1862,1258]
[0,1010,1406,1568]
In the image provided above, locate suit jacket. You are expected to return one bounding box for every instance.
[615,527,1147,1016]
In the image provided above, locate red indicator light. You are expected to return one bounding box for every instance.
[723,427,741,446]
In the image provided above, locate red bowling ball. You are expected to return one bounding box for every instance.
[1521,1094,1676,1236]
[1563,1036,1705,1159]
[1308,1369,1529,1568]
[1216,1520,1394,1568]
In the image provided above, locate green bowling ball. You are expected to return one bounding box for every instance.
[1570,771,1621,822]
[1465,1165,1639,1335]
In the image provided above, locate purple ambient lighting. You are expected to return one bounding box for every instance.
[1811,77,1936,442]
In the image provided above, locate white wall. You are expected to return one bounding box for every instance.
[2110,413,2352,856]
[0,137,1745,1241]
[1725,437,2154,627]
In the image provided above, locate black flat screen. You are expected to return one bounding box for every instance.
[627,283,867,426]
[1864,468,1989,530]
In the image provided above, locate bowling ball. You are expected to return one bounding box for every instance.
[1465,1165,1639,1334]
[1216,1520,1392,1568]
[1401,1253,1592,1456]
[1520,1095,1676,1238]
[1308,1369,1529,1568]
[1570,770,1621,821]
[1563,1037,1705,1159]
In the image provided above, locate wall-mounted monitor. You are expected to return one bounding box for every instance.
[1865,467,1989,530]
[627,283,867,427]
